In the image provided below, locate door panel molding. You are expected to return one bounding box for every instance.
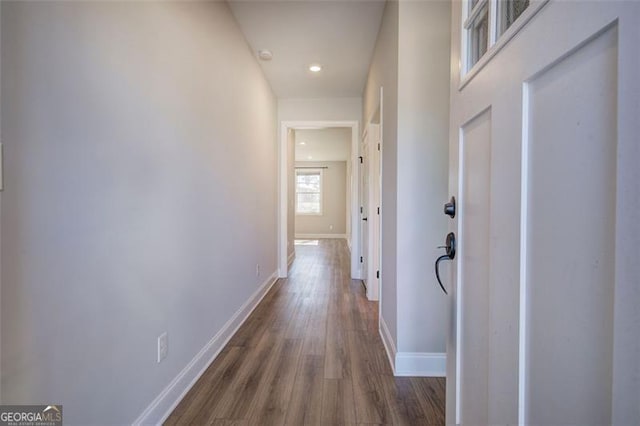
[520,23,618,425]
[457,107,493,425]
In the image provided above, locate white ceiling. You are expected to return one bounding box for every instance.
[295,128,351,161]
[228,0,386,98]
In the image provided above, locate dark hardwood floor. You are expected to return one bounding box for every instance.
[165,239,445,425]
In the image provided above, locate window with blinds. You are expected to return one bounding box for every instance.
[295,169,323,215]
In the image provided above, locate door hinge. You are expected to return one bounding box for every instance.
[360,206,363,214]
[376,270,380,279]
[359,156,363,164]
[377,206,380,215]
[377,143,380,151]
[360,256,363,263]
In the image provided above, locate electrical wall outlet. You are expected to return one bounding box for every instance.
[255,263,260,277]
[329,225,333,230]
[157,332,168,363]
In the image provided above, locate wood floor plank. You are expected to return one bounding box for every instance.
[168,347,247,425]
[348,330,391,424]
[164,239,445,426]
[321,378,357,425]
[324,313,348,379]
[301,292,328,357]
[247,338,303,425]
[284,294,312,339]
[410,377,446,424]
[381,376,435,425]
[209,419,249,426]
[283,354,325,425]
[208,330,283,421]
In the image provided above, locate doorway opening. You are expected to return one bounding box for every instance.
[278,121,360,280]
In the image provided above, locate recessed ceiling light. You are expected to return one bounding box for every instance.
[258,50,273,61]
[299,141,306,145]
[307,156,313,160]
[309,64,322,73]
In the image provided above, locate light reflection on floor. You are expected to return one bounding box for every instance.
[294,239,319,246]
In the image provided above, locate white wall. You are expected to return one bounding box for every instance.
[278,97,362,129]
[363,0,399,348]
[294,128,352,161]
[294,161,348,236]
[0,2,277,424]
[363,0,451,371]
[396,0,451,354]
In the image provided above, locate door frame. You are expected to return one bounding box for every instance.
[362,96,383,302]
[360,129,369,286]
[278,120,360,279]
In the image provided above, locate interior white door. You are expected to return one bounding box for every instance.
[447,1,639,425]
[368,122,381,301]
[365,121,381,301]
[360,134,369,288]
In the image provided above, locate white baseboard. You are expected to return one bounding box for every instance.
[287,251,295,267]
[379,316,397,375]
[395,352,446,377]
[379,316,446,377]
[132,271,279,425]
[295,233,347,239]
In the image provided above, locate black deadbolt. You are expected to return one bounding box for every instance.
[444,196,456,218]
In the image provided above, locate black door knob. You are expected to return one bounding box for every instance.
[444,196,456,218]
[435,232,456,294]
[362,217,368,221]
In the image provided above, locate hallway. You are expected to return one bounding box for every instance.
[165,239,445,425]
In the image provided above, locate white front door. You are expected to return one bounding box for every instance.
[447,1,639,425]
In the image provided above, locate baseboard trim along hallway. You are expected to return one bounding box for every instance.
[380,315,445,377]
[379,316,397,374]
[395,352,446,377]
[133,271,279,426]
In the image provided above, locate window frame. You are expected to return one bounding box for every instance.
[460,0,550,89]
[465,0,491,71]
[295,168,324,216]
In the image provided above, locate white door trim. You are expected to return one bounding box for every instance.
[363,97,382,302]
[278,120,360,279]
